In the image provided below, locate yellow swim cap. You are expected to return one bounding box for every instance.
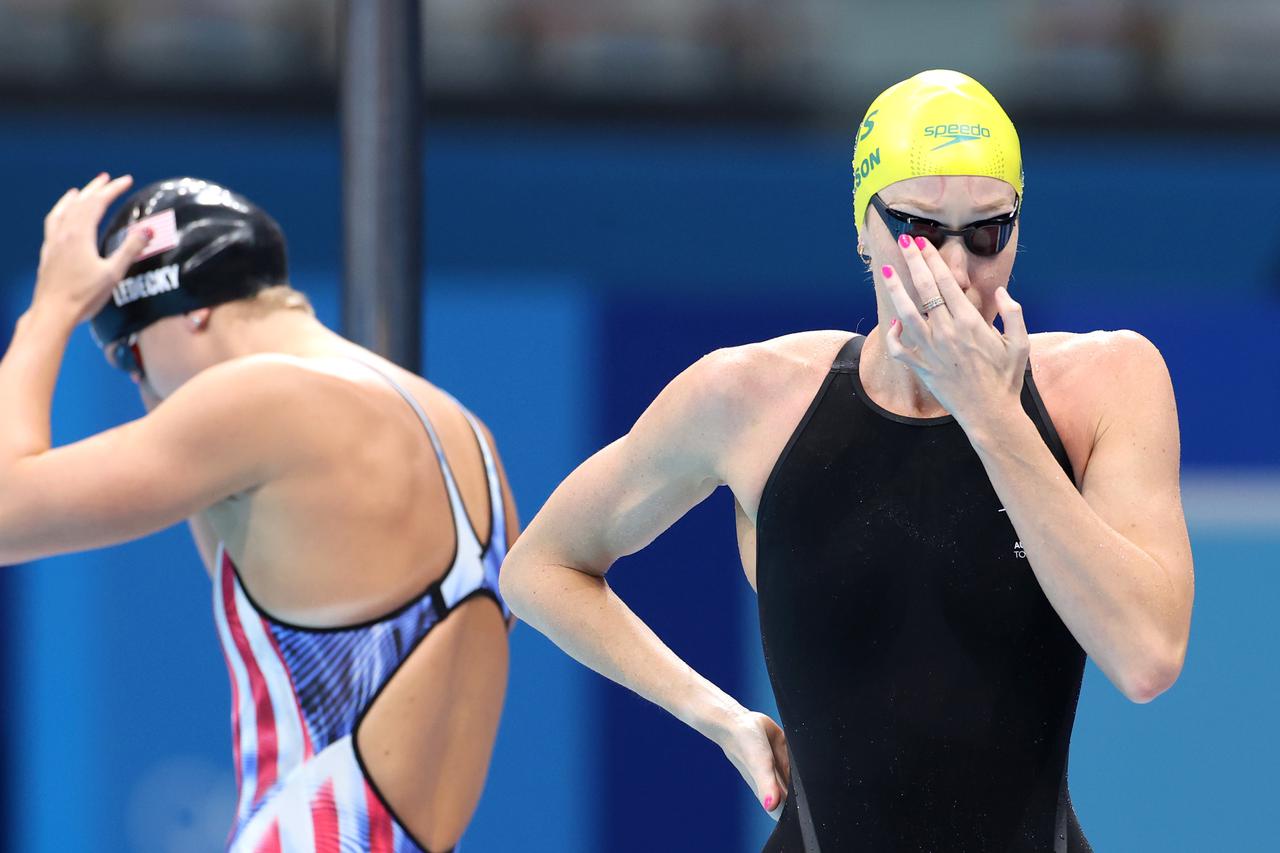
[852,70,1023,235]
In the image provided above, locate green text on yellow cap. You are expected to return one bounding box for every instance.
[852,69,1023,235]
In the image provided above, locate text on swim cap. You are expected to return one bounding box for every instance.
[113,263,180,307]
[923,123,992,150]
[852,147,881,193]
[859,109,878,142]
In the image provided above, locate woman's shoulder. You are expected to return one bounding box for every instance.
[704,329,856,373]
[1029,329,1166,385]
[1027,330,1172,467]
[695,330,855,398]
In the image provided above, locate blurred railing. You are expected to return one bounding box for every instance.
[1,0,1278,125]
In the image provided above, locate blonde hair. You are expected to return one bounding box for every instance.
[240,284,314,317]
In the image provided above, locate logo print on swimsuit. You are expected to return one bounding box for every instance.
[112,263,180,307]
[1013,540,1026,559]
[923,122,992,151]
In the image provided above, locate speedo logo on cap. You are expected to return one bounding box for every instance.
[924,122,992,150]
[113,263,180,306]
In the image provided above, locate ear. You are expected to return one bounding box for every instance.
[186,308,212,332]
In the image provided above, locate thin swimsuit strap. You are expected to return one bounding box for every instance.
[345,357,471,520]
[337,356,512,614]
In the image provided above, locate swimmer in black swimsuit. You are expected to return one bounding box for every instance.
[500,70,1194,851]
[756,334,1090,852]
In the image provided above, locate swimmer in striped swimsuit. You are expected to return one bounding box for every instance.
[0,175,517,852]
[216,364,510,852]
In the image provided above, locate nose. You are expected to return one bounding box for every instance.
[939,237,971,289]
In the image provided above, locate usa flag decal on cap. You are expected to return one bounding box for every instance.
[128,208,179,261]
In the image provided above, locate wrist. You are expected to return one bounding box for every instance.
[685,688,748,747]
[22,297,82,336]
[957,400,1033,450]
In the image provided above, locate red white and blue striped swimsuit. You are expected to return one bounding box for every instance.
[212,366,510,852]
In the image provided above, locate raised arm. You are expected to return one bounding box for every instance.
[500,351,790,816]
[971,332,1194,702]
[0,176,296,565]
[884,236,1193,703]
[0,358,307,565]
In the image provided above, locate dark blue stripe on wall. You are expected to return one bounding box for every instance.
[593,290,874,853]
[1018,295,1280,467]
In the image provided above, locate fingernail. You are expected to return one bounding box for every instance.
[915,236,927,250]
[143,227,155,241]
[764,795,774,810]
[898,234,911,249]
[890,318,898,328]
[881,265,893,279]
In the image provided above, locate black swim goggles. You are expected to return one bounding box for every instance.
[104,332,145,379]
[870,193,1019,257]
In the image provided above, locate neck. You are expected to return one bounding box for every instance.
[216,309,353,362]
[859,323,948,419]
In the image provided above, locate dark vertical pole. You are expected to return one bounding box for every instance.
[339,0,423,371]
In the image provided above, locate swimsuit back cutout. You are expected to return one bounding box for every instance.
[212,360,510,852]
[756,335,1092,853]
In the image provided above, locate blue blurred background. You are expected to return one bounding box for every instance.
[1,1,1277,851]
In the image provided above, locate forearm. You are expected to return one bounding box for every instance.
[966,410,1184,700]
[0,303,77,461]
[502,551,745,743]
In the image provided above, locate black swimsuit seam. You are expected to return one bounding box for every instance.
[221,377,470,634]
[349,587,505,735]
[846,335,956,427]
[350,734,447,853]
[349,588,507,853]
[225,549,461,635]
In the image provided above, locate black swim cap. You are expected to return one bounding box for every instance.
[91,177,288,346]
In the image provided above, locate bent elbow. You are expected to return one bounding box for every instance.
[498,543,545,619]
[1121,651,1184,705]
[497,557,528,616]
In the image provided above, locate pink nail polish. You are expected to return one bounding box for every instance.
[898,234,911,248]
[890,318,898,328]
[881,265,893,279]
[915,236,928,250]
[764,795,775,810]
[143,227,155,241]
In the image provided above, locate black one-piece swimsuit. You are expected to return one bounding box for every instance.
[757,335,1092,853]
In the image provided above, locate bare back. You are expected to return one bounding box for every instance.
[199,350,518,851]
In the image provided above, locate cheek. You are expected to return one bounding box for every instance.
[977,239,1018,284]
[135,337,177,382]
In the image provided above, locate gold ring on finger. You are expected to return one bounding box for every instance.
[919,296,946,314]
